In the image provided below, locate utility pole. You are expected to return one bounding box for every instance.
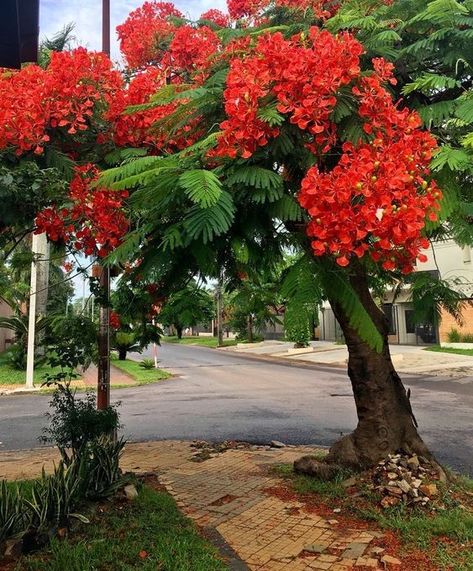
[216,273,224,347]
[96,0,111,410]
[97,265,111,410]
[26,233,48,388]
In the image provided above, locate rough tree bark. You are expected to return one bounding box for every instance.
[176,325,183,339]
[118,348,127,360]
[296,263,435,475]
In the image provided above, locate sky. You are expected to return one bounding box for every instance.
[39,0,227,62]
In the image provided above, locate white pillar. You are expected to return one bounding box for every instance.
[26,233,48,388]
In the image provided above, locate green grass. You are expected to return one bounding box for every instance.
[111,355,172,384]
[17,484,228,571]
[275,461,473,570]
[424,345,473,357]
[163,335,237,348]
[0,351,66,386]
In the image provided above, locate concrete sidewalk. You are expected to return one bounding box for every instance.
[0,441,400,571]
[225,341,473,376]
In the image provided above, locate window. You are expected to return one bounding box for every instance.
[405,309,416,334]
[463,246,471,263]
[382,304,396,335]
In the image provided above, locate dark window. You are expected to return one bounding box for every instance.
[382,304,396,335]
[405,309,416,334]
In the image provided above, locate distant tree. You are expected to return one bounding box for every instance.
[159,283,214,339]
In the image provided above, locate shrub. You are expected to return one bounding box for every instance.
[447,328,461,342]
[113,331,139,361]
[8,343,28,370]
[0,480,25,543]
[139,358,155,369]
[27,463,81,529]
[80,436,126,499]
[41,384,120,466]
[461,333,473,343]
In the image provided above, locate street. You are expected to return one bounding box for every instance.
[1,343,472,475]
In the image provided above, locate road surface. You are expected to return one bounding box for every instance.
[1,343,472,475]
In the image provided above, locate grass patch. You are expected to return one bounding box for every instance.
[424,346,473,358]
[0,350,72,387]
[17,483,227,571]
[163,336,237,348]
[273,461,473,570]
[111,355,172,384]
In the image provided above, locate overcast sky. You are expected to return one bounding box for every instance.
[39,0,228,63]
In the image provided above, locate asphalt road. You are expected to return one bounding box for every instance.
[1,343,472,475]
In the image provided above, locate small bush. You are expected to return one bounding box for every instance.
[8,343,28,370]
[27,463,81,528]
[81,436,126,499]
[41,384,120,466]
[446,328,473,343]
[139,358,155,369]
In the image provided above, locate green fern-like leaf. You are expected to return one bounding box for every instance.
[184,191,235,243]
[226,166,283,190]
[179,169,223,208]
[318,264,383,352]
[402,73,460,96]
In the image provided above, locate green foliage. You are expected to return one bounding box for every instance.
[43,314,98,384]
[281,255,321,347]
[447,328,461,342]
[19,486,227,571]
[407,272,468,327]
[41,384,120,467]
[0,162,67,250]
[139,358,156,370]
[179,169,223,208]
[446,328,473,343]
[27,463,82,528]
[0,480,25,543]
[159,282,214,336]
[112,331,140,361]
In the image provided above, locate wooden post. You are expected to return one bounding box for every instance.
[97,265,110,410]
[102,0,110,56]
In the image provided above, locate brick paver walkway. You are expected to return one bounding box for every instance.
[0,441,389,570]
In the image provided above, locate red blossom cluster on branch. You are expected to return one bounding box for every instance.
[200,9,230,27]
[117,1,183,69]
[35,165,129,257]
[215,29,362,158]
[0,48,122,155]
[299,63,441,272]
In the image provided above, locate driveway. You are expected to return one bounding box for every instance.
[0,343,472,475]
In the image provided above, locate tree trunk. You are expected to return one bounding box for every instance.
[324,265,432,469]
[176,326,183,339]
[118,348,127,360]
[247,315,254,343]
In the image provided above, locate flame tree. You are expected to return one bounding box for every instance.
[99,0,456,471]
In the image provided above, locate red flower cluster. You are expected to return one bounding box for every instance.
[200,9,230,27]
[227,0,336,20]
[299,65,441,272]
[216,29,362,158]
[169,25,221,76]
[35,165,129,257]
[117,1,183,69]
[108,66,173,148]
[0,48,122,155]
[109,311,121,330]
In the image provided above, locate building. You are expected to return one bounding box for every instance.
[318,240,473,346]
[0,299,15,352]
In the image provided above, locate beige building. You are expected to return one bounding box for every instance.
[0,298,14,352]
[318,240,473,346]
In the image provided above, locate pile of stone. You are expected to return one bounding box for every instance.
[370,452,441,509]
